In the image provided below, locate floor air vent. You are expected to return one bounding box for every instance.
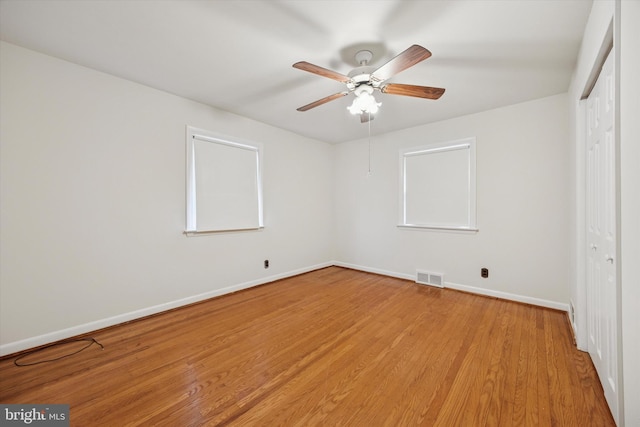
[416,270,444,288]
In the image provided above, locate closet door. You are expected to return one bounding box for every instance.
[585,50,619,423]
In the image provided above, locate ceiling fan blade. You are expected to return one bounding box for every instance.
[293,61,351,83]
[370,45,432,83]
[381,83,445,99]
[297,92,349,111]
[360,113,374,123]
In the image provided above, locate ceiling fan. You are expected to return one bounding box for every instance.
[293,44,445,122]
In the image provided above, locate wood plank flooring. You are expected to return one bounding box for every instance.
[0,267,615,426]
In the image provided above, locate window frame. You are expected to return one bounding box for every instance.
[398,137,478,232]
[185,126,264,234]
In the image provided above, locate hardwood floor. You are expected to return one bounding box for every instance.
[0,267,614,426]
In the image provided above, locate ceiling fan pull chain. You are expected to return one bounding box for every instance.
[368,111,372,176]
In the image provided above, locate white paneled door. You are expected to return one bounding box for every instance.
[586,50,619,423]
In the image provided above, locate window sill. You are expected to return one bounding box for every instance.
[397,224,479,233]
[184,226,264,236]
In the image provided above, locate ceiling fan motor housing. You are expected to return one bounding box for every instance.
[347,50,379,90]
[347,66,377,89]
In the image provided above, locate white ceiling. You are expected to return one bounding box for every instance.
[0,0,592,144]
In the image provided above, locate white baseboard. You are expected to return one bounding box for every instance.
[0,262,333,357]
[333,261,569,312]
[444,281,569,312]
[332,261,415,281]
[1,260,568,356]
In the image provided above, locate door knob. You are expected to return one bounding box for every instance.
[605,255,614,264]
[590,243,598,251]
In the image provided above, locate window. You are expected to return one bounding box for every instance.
[399,137,477,231]
[186,126,263,234]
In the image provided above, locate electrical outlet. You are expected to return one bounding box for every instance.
[264,259,269,269]
[481,268,489,278]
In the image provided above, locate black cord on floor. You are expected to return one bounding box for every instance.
[14,338,104,367]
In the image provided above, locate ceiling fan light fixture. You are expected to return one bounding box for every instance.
[347,85,381,115]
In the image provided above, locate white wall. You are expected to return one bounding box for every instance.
[334,93,570,308]
[619,1,640,425]
[0,42,334,355]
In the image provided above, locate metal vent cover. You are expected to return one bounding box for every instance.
[416,270,444,288]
